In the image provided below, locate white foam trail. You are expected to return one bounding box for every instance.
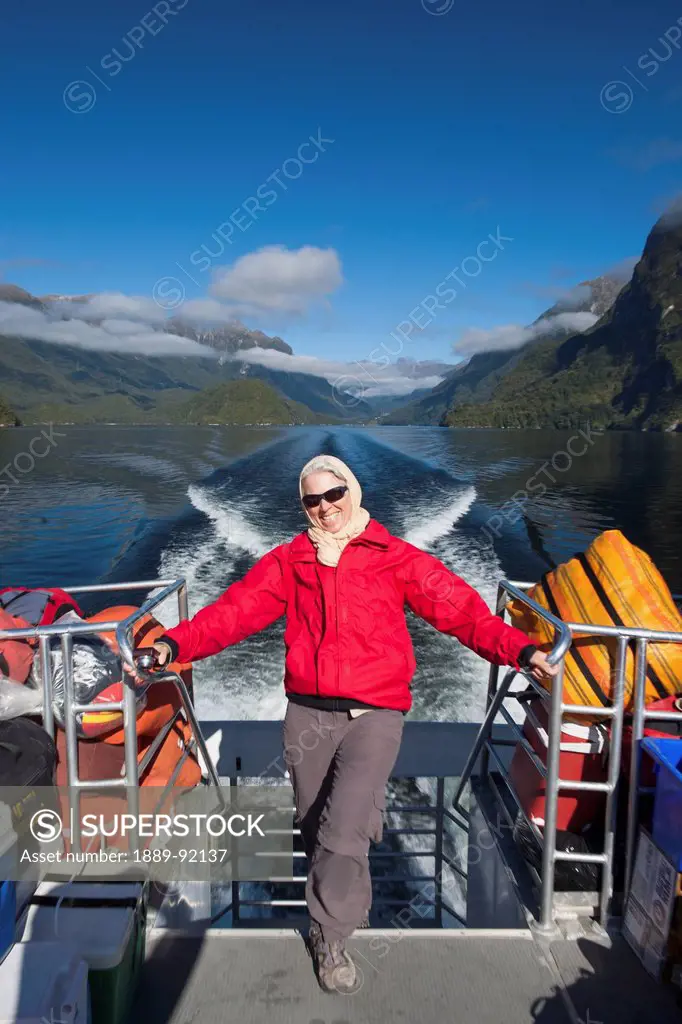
[187,484,270,559]
[403,486,477,549]
[197,682,287,722]
[151,485,271,632]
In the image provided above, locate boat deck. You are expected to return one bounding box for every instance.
[132,928,681,1024]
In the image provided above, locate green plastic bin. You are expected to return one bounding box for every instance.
[19,882,147,1024]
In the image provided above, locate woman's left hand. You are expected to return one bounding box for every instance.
[526,650,560,684]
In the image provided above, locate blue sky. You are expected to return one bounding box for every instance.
[2,0,682,375]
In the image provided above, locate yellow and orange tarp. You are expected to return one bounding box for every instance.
[508,529,682,716]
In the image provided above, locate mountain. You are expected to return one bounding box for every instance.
[393,357,454,379]
[0,285,366,423]
[384,275,625,426]
[177,378,323,425]
[39,293,93,304]
[444,212,682,430]
[166,317,293,357]
[0,284,45,309]
[381,353,508,425]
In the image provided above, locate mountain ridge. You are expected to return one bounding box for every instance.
[443,212,682,430]
[383,274,624,426]
[0,285,359,423]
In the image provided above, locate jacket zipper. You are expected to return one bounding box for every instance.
[334,566,340,697]
[314,564,325,696]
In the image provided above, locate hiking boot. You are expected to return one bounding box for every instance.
[307,920,358,994]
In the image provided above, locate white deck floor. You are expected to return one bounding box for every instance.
[131,928,680,1024]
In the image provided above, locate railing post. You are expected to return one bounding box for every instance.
[122,663,141,858]
[61,633,82,856]
[481,585,506,782]
[452,667,517,812]
[624,638,648,902]
[61,633,78,789]
[122,666,140,788]
[39,634,55,740]
[230,775,240,926]
[599,637,627,924]
[537,659,565,933]
[434,777,445,928]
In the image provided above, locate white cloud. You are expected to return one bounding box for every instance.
[551,284,592,309]
[0,302,217,357]
[49,292,167,324]
[233,347,446,397]
[606,256,639,282]
[660,192,682,228]
[453,312,598,357]
[100,318,155,336]
[209,245,343,315]
[0,296,443,396]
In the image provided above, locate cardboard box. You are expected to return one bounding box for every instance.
[623,828,682,981]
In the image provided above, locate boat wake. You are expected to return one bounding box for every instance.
[403,486,477,550]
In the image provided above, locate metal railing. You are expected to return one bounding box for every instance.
[4,575,680,931]
[225,781,462,929]
[188,718,513,930]
[453,579,682,934]
[0,579,222,851]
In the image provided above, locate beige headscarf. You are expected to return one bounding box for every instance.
[299,455,371,567]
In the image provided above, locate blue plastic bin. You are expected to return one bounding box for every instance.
[0,881,16,963]
[641,737,682,870]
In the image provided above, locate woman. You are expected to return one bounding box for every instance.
[142,454,557,993]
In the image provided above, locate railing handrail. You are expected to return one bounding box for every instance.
[0,578,187,643]
[114,578,187,669]
[499,581,573,663]
[0,619,125,640]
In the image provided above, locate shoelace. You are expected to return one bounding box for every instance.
[323,942,347,967]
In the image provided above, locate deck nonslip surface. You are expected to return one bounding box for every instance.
[132,932,571,1024]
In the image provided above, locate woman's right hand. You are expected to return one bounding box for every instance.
[123,642,170,681]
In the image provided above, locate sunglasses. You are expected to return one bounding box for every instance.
[302,485,349,509]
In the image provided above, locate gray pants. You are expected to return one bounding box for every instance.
[283,702,404,943]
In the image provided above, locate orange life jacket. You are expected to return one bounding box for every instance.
[0,606,35,683]
[54,604,200,793]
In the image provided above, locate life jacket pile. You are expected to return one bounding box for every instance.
[507,529,682,721]
[0,587,83,682]
[0,591,201,794]
[52,604,201,790]
[53,605,202,857]
[507,531,682,888]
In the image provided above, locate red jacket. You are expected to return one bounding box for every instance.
[164,519,533,712]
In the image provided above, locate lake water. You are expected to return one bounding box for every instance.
[2,424,681,724]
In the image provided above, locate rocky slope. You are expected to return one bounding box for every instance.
[445,212,682,429]
[384,276,624,425]
[0,286,366,423]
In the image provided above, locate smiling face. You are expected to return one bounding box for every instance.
[301,470,353,534]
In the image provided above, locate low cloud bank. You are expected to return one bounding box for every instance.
[452,311,598,357]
